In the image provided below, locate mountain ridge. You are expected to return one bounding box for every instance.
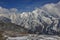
[0,8,60,35]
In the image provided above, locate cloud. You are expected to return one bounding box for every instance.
[42,2,60,18]
[0,7,18,14]
[0,1,60,17]
[9,8,18,13]
[0,7,9,14]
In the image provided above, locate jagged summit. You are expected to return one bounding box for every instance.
[0,8,60,35]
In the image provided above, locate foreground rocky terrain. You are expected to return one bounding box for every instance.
[0,32,60,40]
[6,35,60,40]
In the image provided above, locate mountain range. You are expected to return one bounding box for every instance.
[0,8,60,35]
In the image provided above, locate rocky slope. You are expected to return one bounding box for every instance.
[0,10,60,35]
[0,17,29,34]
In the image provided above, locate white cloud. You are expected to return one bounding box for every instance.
[0,2,60,18]
[42,2,60,18]
[0,7,18,14]
[0,7,9,14]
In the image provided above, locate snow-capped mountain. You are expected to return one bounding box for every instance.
[0,8,60,35]
[0,2,60,34]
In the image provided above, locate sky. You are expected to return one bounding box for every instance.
[0,0,60,12]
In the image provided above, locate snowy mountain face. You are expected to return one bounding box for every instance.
[0,16,11,23]
[0,2,60,34]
